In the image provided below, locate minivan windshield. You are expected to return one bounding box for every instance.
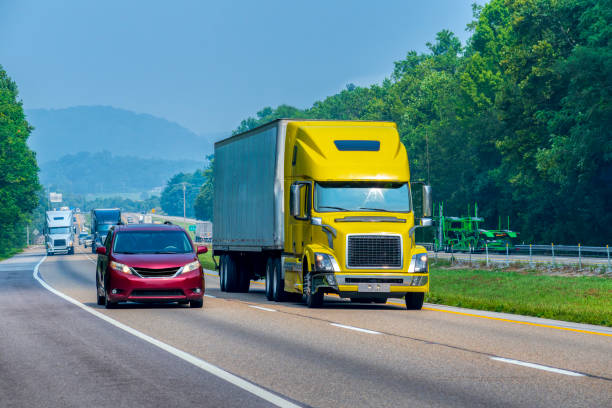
[314,182,411,213]
[113,231,194,254]
[49,227,71,234]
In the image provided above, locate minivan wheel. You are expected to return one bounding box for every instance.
[190,299,203,308]
[104,292,117,309]
[96,279,105,306]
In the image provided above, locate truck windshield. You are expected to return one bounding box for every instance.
[113,231,194,254]
[49,227,71,234]
[97,224,112,233]
[314,182,411,213]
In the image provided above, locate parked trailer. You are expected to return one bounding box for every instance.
[213,119,432,309]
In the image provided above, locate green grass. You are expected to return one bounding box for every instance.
[426,263,612,327]
[198,250,219,271]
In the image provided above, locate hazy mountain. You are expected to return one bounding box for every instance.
[40,151,203,194]
[26,106,224,163]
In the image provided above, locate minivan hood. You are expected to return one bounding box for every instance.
[112,253,196,269]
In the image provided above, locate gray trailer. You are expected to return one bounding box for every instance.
[213,120,285,252]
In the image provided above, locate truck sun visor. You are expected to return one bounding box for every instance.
[334,140,380,151]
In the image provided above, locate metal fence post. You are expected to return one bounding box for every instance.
[607,245,610,272]
[529,244,533,268]
[506,242,509,264]
[469,244,472,266]
[578,243,582,270]
[551,243,555,267]
[486,244,489,267]
[451,244,454,264]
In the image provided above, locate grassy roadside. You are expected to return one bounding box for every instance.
[426,262,612,327]
[198,250,219,272]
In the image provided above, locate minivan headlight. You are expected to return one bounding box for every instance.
[409,253,428,273]
[181,260,201,274]
[110,261,131,274]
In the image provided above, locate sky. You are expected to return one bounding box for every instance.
[0,0,480,135]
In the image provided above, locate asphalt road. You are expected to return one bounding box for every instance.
[2,246,611,407]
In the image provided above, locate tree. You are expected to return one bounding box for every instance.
[193,155,214,221]
[0,65,41,257]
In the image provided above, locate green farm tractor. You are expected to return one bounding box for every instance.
[433,203,519,252]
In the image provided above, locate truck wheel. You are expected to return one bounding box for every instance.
[236,257,251,293]
[225,255,239,292]
[405,292,424,310]
[219,255,227,292]
[271,257,285,302]
[305,273,323,308]
[265,258,274,301]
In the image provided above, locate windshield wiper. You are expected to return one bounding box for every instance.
[359,207,392,212]
[318,206,350,211]
[154,251,179,254]
[115,251,138,254]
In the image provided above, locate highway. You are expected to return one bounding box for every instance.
[3,245,610,407]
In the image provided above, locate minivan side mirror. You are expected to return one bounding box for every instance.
[96,246,106,255]
[196,246,208,255]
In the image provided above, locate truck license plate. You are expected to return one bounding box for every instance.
[357,283,390,292]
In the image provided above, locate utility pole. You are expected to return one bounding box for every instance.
[182,182,187,225]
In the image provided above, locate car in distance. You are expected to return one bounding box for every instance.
[78,231,89,245]
[95,224,208,309]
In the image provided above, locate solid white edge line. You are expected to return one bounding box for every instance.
[330,323,381,335]
[490,357,585,377]
[249,305,277,312]
[33,255,301,408]
[204,294,216,298]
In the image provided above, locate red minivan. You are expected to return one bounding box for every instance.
[96,224,207,308]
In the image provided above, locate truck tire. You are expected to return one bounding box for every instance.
[219,255,227,292]
[405,292,424,310]
[271,257,285,302]
[305,273,323,308]
[236,257,251,293]
[265,257,274,301]
[225,255,240,292]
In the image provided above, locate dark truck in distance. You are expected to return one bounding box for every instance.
[91,208,121,253]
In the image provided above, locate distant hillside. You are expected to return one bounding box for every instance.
[40,151,203,194]
[26,106,222,163]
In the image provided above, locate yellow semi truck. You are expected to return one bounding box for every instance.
[212,119,432,309]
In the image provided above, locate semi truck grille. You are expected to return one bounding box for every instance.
[132,267,180,278]
[131,289,184,297]
[53,239,66,247]
[347,235,402,268]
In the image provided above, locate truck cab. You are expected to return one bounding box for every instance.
[282,122,431,308]
[45,210,75,255]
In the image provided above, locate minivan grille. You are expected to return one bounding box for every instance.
[131,289,184,297]
[53,239,66,247]
[132,267,180,278]
[347,235,402,268]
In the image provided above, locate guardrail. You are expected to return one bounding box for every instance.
[418,242,612,271]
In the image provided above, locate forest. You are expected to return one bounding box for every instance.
[198,0,610,245]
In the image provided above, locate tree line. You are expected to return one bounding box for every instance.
[0,66,40,257]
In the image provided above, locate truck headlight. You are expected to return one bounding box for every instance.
[110,261,131,274]
[181,260,201,274]
[314,253,340,272]
[409,253,428,273]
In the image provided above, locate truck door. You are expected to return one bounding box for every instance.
[289,181,311,256]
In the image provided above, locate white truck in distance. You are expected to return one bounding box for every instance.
[45,210,75,255]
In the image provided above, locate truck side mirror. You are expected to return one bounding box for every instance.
[290,183,309,220]
[422,185,432,218]
[290,184,302,218]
